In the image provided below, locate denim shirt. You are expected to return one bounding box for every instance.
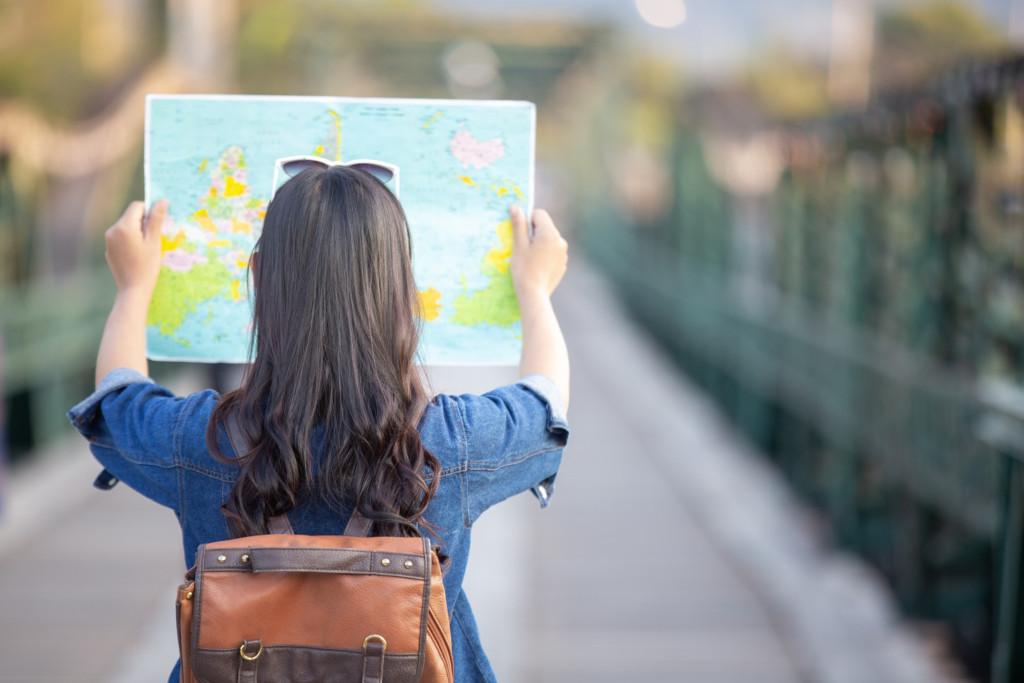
[67,368,569,683]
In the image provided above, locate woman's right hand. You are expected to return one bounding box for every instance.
[509,206,568,298]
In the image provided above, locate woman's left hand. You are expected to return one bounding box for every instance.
[105,200,168,295]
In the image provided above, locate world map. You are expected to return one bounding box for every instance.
[145,95,534,365]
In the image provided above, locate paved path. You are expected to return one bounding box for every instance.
[0,262,954,682]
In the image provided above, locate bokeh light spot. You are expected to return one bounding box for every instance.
[634,0,687,29]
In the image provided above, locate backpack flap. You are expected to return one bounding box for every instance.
[188,534,440,682]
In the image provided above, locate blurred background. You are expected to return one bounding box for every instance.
[4,0,1024,681]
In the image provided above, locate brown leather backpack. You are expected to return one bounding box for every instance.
[175,419,454,682]
[176,512,453,682]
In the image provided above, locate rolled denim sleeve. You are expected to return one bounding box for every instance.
[446,373,569,525]
[67,368,201,512]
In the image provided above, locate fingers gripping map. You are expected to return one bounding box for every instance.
[145,95,535,365]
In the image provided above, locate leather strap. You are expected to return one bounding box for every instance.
[226,414,294,536]
[241,547,424,575]
[266,515,294,535]
[237,639,261,683]
[225,412,250,460]
[362,639,385,683]
[343,509,373,537]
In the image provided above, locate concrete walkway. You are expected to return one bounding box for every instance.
[0,262,955,682]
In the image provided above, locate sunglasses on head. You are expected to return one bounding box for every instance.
[270,156,400,200]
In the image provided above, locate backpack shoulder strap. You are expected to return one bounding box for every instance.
[224,411,295,536]
[224,410,250,460]
[267,515,294,535]
[343,509,373,537]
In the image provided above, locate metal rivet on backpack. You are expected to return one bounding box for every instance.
[381,558,391,567]
[404,560,414,569]
[217,554,227,563]
[186,591,193,600]
[241,554,250,563]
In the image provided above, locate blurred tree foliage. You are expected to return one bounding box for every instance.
[237,0,596,101]
[743,48,831,120]
[734,0,1009,123]
[619,52,686,148]
[239,0,443,97]
[873,0,1009,92]
[0,0,165,121]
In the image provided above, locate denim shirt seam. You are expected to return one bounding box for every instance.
[177,462,238,482]
[437,463,466,478]
[451,397,472,530]
[86,434,177,469]
[175,392,209,519]
[176,467,186,521]
[464,443,564,472]
[71,412,90,430]
[171,397,230,485]
[173,392,202,468]
[86,434,116,450]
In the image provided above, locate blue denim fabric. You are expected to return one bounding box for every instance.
[68,368,569,683]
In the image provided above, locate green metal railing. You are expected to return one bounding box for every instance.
[1,267,114,455]
[585,56,1024,680]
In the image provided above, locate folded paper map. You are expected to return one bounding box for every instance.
[144,95,535,365]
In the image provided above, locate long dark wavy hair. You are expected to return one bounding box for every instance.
[206,165,439,538]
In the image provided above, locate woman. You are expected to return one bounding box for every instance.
[68,164,570,682]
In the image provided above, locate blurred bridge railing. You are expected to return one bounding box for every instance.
[1,267,113,450]
[580,55,1024,682]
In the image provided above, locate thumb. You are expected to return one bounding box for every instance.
[509,205,529,251]
[143,200,169,242]
[120,201,146,228]
[531,209,557,240]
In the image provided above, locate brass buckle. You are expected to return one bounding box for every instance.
[239,642,263,661]
[363,634,387,652]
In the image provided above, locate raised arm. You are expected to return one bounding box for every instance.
[95,200,168,387]
[509,205,570,410]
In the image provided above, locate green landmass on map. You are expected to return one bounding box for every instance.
[147,253,231,343]
[451,220,520,327]
[148,144,266,346]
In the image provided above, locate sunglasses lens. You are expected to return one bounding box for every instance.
[351,163,395,184]
[281,158,329,177]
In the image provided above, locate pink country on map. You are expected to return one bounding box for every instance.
[163,246,209,273]
[450,129,505,170]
